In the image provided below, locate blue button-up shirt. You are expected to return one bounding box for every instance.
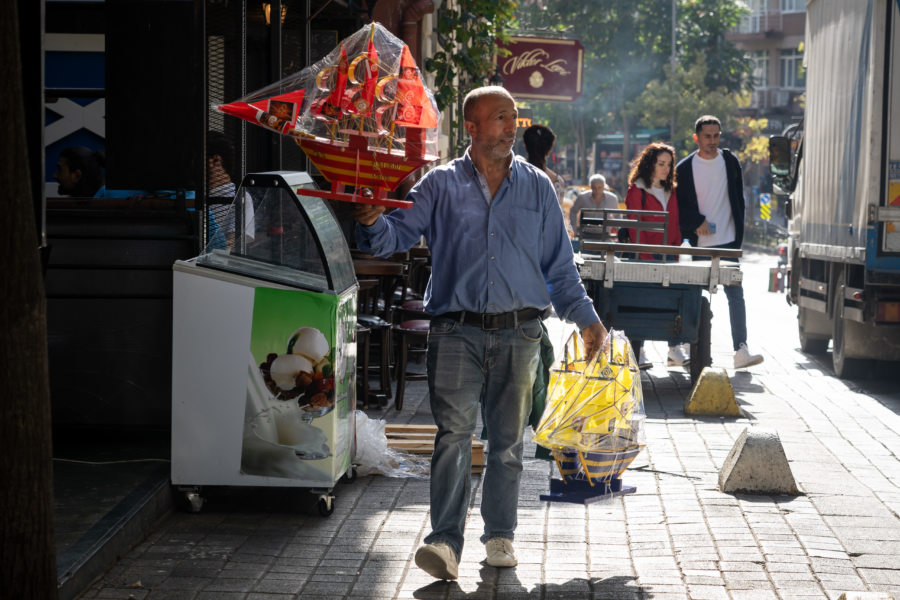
[355,151,599,330]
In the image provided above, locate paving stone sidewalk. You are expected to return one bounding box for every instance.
[77,255,900,599]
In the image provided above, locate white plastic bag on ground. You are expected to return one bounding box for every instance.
[353,411,430,478]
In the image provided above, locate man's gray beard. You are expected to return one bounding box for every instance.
[490,144,513,161]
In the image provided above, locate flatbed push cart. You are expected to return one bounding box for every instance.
[577,209,743,384]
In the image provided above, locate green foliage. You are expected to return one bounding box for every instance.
[424,0,518,156]
[677,0,753,93]
[512,0,681,181]
[627,56,738,158]
[511,0,752,182]
[733,117,770,164]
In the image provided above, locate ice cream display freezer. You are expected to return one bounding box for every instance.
[171,172,358,515]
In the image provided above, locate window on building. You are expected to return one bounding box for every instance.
[780,49,805,88]
[781,0,804,13]
[751,50,769,88]
[737,0,765,33]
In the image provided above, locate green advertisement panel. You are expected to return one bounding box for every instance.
[241,286,356,483]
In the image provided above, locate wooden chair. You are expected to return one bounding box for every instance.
[354,261,404,408]
[392,319,429,411]
[388,247,433,411]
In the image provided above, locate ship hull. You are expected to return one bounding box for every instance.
[298,136,438,192]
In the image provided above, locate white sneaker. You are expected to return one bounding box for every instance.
[415,542,459,580]
[638,349,653,370]
[485,538,517,567]
[734,343,764,369]
[667,345,690,366]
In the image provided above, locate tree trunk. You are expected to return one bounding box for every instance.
[621,109,632,185]
[0,1,59,598]
[574,109,588,185]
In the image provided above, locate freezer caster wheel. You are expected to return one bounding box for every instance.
[178,487,205,513]
[317,495,335,517]
[342,467,357,483]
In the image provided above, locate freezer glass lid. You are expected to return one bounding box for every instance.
[198,171,355,292]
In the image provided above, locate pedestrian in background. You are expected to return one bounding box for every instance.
[676,115,763,369]
[53,146,104,198]
[623,142,689,369]
[569,173,620,237]
[522,123,566,203]
[206,131,247,248]
[353,85,607,581]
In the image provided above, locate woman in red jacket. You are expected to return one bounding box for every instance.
[624,141,682,258]
[623,142,690,368]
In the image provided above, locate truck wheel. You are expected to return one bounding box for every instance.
[832,313,866,379]
[690,296,712,384]
[830,272,871,379]
[798,307,829,355]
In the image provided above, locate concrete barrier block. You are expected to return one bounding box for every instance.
[684,367,743,417]
[718,427,800,495]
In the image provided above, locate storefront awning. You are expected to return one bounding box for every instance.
[595,128,669,144]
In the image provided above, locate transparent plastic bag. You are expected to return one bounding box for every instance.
[353,411,429,478]
[533,329,646,485]
[216,22,441,189]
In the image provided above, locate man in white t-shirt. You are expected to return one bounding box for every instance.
[676,115,763,369]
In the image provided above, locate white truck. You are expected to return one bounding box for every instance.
[769,0,900,378]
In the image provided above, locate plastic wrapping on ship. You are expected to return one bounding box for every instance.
[215,22,441,174]
[534,329,646,486]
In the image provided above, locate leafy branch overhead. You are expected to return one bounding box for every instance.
[510,0,752,184]
[424,0,517,155]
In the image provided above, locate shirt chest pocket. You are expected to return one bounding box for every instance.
[503,206,543,242]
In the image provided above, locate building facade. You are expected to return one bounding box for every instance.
[727,0,806,136]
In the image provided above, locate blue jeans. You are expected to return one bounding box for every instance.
[693,248,747,351]
[423,316,541,560]
[723,284,747,351]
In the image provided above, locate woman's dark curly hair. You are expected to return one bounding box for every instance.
[627,142,676,192]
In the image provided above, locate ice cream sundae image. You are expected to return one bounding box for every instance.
[241,324,338,477]
[242,352,332,478]
[259,326,335,415]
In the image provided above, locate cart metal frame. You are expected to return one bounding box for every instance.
[578,239,743,384]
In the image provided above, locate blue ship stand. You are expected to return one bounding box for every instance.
[540,475,636,504]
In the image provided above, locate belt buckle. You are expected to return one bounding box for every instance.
[481,313,499,331]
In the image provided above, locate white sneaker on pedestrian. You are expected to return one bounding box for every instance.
[638,349,653,370]
[667,345,690,366]
[415,542,458,580]
[485,538,517,567]
[733,343,764,369]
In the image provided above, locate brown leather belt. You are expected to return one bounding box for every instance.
[437,307,549,330]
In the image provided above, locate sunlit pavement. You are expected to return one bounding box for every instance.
[77,250,900,600]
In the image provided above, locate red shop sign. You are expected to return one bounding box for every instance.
[495,36,583,102]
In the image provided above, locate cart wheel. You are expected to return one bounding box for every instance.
[317,495,335,517]
[180,488,205,513]
[342,468,357,483]
[690,296,712,384]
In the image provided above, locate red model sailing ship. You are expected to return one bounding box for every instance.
[217,23,440,208]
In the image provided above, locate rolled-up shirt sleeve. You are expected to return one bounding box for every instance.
[538,184,600,330]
